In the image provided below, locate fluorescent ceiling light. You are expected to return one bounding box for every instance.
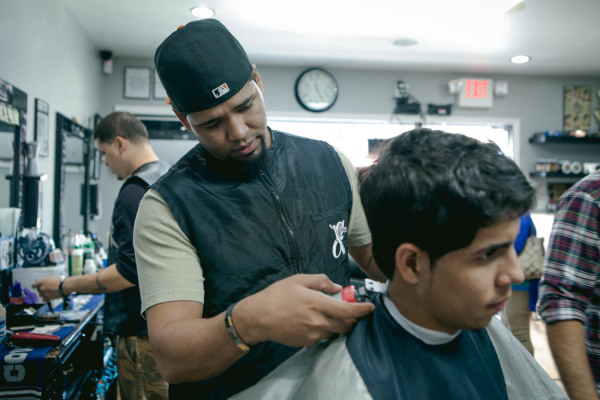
[510,55,530,64]
[191,6,215,19]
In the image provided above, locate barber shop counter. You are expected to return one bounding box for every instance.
[1,294,115,399]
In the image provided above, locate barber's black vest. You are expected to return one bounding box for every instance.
[105,160,170,336]
[152,130,353,399]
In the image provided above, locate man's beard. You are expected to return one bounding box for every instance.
[205,135,271,180]
[230,136,271,178]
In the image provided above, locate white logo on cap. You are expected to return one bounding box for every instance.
[212,83,230,98]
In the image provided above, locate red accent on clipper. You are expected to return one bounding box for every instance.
[341,285,357,302]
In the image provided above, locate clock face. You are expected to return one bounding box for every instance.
[294,68,338,112]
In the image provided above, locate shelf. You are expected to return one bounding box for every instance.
[529,134,600,144]
[529,171,587,180]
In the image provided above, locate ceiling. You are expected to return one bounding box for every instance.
[63,0,600,76]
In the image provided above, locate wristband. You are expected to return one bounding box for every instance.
[365,256,374,271]
[95,271,107,291]
[58,276,67,297]
[224,303,250,352]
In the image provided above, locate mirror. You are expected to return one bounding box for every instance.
[53,113,91,247]
[0,121,15,209]
[0,78,27,212]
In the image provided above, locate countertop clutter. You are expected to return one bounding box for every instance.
[0,294,115,399]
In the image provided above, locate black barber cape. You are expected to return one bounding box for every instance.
[233,292,568,400]
[345,295,507,400]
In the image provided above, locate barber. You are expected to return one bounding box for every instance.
[133,19,384,399]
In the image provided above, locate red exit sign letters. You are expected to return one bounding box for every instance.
[459,78,493,108]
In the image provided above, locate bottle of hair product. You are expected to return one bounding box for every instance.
[84,258,96,275]
[83,235,95,261]
[71,247,84,276]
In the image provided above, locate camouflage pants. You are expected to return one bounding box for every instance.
[116,335,168,400]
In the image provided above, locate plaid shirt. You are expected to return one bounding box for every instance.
[538,170,600,391]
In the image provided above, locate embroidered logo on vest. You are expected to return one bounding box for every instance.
[329,220,347,259]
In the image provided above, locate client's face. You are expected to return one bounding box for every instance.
[418,217,523,333]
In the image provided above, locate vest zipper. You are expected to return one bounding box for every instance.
[260,170,300,273]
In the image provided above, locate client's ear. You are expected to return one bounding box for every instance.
[394,243,427,284]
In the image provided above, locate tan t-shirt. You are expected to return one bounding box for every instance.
[133,148,371,314]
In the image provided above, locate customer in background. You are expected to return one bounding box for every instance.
[233,129,566,400]
[538,169,600,400]
[133,18,384,400]
[505,212,540,355]
[33,112,170,400]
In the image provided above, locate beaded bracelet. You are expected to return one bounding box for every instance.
[225,303,251,352]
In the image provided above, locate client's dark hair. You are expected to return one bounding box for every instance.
[360,128,535,280]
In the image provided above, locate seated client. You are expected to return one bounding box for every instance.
[233,128,567,400]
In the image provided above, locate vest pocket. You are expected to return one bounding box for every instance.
[311,206,349,285]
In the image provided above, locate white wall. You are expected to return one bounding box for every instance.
[2,1,600,246]
[0,0,104,235]
[104,58,600,174]
[92,57,600,243]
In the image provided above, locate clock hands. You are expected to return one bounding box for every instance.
[295,67,338,112]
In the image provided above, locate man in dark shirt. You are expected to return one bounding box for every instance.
[34,112,170,400]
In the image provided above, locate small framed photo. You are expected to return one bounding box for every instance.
[563,85,592,133]
[124,66,151,99]
[154,69,167,100]
[34,98,49,157]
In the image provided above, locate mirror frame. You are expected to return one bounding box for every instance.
[53,112,92,246]
[0,78,27,304]
[0,78,27,209]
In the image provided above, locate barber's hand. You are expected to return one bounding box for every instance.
[233,274,375,348]
[32,277,62,302]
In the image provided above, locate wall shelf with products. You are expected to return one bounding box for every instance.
[529,133,600,144]
[529,133,600,180]
[528,132,600,212]
[529,171,586,180]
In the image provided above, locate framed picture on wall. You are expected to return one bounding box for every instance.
[124,66,151,99]
[34,98,49,157]
[154,69,167,100]
[563,85,591,133]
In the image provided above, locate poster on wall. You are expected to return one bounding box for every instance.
[563,85,591,133]
[0,79,10,103]
[35,98,49,157]
[124,67,151,99]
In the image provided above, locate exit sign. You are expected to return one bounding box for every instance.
[459,78,493,108]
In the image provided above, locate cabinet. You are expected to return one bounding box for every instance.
[1,295,116,399]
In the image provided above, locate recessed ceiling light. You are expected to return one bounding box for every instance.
[393,38,419,47]
[191,6,215,19]
[510,55,530,64]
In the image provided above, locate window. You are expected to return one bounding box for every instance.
[268,117,513,167]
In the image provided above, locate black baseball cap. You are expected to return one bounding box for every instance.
[154,19,253,114]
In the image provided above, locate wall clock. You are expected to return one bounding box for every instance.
[294,67,339,112]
